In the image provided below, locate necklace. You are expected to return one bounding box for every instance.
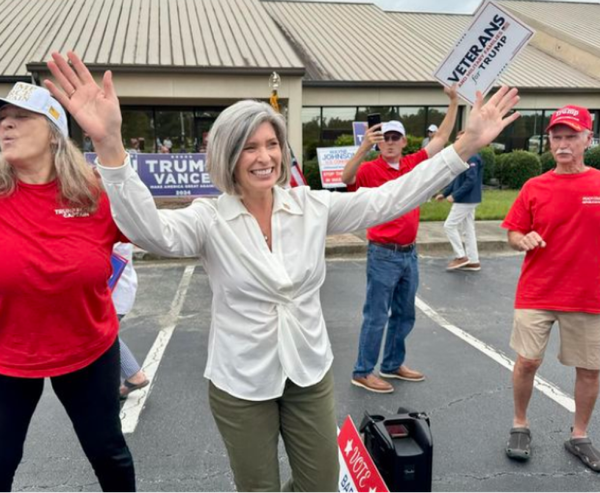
[239,198,271,244]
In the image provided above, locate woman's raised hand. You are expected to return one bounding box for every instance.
[455,86,520,160]
[45,51,127,166]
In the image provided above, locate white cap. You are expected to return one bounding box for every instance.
[382,120,405,135]
[427,124,438,133]
[0,82,69,137]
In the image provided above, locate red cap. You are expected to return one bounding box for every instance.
[546,105,592,132]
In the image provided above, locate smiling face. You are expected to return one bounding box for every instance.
[549,125,591,169]
[233,121,282,197]
[0,105,54,168]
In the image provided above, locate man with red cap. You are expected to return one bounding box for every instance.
[502,105,600,471]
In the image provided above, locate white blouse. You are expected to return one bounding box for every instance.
[97,146,467,400]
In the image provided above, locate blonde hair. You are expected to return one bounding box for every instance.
[206,100,291,195]
[0,120,101,212]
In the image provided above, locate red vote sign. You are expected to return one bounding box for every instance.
[338,416,389,492]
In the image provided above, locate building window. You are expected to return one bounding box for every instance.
[302,107,321,160]
[117,106,226,153]
[355,106,398,122]
[321,107,356,146]
[122,108,154,152]
[155,110,196,153]
[398,107,427,137]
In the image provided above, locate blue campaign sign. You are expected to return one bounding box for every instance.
[85,152,220,197]
[352,122,367,146]
[108,252,128,291]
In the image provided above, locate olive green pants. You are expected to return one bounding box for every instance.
[208,370,339,492]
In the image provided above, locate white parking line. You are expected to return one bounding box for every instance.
[120,265,196,433]
[415,297,575,413]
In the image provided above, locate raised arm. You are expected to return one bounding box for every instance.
[341,123,383,185]
[44,52,126,167]
[454,87,519,160]
[44,52,207,257]
[327,87,520,235]
[424,84,459,158]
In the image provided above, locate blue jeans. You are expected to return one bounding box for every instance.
[353,243,419,378]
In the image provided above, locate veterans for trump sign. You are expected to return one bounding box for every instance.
[316,146,359,189]
[433,1,534,105]
[86,152,219,197]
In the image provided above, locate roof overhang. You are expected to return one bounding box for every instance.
[27,63,305,78]
[302,80,442,88]
[302,80,600,93]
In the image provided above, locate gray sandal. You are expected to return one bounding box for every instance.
[565,437,600,472]
[506,427,531,461]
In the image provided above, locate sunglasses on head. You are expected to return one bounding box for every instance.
[383,133,402,142]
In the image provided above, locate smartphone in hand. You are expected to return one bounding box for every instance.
[367,113,381,130]
[367,113,381,151]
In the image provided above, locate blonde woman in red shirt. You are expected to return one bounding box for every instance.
[0,83,135,491]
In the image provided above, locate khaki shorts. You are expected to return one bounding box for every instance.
[511,309,600,369]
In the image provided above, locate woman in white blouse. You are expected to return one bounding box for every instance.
[45,52,520,492]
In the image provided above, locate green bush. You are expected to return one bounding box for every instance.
[302,158,322,190]
[585,146,600,170]
[479,146,496,185]
[403,135,423,156]
[334,134,355,147]
[540,151,555,173]
[303,140,319,161]
[365,149,379,161]
[494,153,509,188]
[502,150,542,189]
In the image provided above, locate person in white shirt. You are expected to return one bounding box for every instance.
[45,51,520,492]
[421,123,439,148]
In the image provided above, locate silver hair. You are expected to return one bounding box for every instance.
[0,117,101,211]
[549,127,592,139]
[206,100,291,195]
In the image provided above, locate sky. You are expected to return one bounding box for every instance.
[281,0,600,15]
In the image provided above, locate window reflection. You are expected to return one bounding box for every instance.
[122,109,154,152]
[399,107,426,137]
[302,107,321,161]
[321,107,355,146]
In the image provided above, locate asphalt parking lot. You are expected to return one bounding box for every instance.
[13,254,600,492]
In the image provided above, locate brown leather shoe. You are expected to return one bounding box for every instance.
[459,262,481,271]
[380,365,425,382]
[351,374,394,393]
[446,257,470,270]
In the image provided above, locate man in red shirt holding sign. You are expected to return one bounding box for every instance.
[342,85,459,393]
[502,105,600,471]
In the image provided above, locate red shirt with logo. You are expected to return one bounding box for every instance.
[502,168,600,313]
[348,149,429,245]
[0,180,127,377]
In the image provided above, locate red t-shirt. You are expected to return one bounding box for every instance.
[502,168,600,313]
[0,180,127,377]
[349,149,429,245]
